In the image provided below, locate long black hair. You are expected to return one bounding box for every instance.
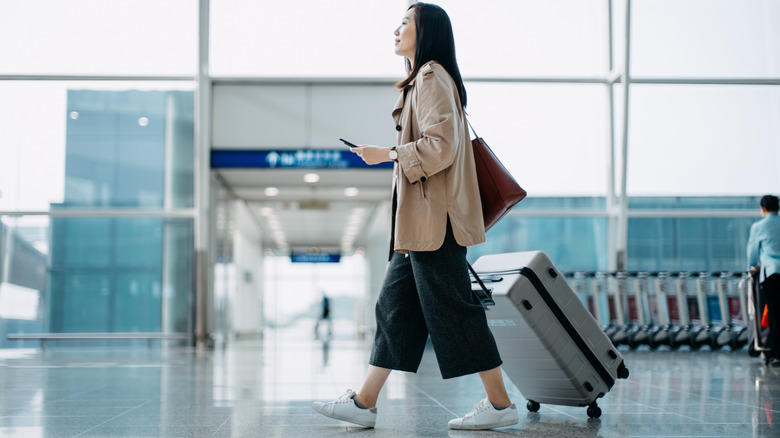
[396,2,467,108]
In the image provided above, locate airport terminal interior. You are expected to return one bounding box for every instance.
[1,0,780,437]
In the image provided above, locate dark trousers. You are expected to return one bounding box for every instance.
[369,222,502,379]
[763,274,780,358]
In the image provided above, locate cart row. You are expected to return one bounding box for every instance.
[563,271,751,351]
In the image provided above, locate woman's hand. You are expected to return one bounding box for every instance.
[351,145,393,166]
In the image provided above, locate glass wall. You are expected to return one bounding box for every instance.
[466,83,610,197]
[626,216,753,273]
[210,0,608,78]
[0,0,199,348]
[0,88,196,348]
[631,0,780,78]
[470,215,609,272]
[0,0,197,76]
[0,217,47,348]
[1,215,194,348]
[210,0,408,77]
[468,197,759,273]
[1,0,778,348]
[434,0,609,77]
[0,82,195,211]
[627,85,780,196]
[620,0,780,272]
[468,198,608,272]
[209,0,779,276]
[625,197,763,273]
[0,86,196,348]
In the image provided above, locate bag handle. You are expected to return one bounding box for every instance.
[468,262,495,309]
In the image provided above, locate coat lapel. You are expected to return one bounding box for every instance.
[392,72,420,121]
[391,87,407,122]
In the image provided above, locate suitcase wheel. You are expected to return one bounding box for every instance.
[587,403,602,419]
[526,400,540,412]
[617,362,630,379]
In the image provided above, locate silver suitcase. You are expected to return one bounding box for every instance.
[471,251,630,418]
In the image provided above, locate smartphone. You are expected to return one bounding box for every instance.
[339,138,360,148]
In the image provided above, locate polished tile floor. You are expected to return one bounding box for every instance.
[1,321,779,438]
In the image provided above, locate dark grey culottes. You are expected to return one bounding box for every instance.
[369,222,503,379]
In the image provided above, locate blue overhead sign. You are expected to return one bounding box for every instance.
[290,253,341,263]
[211,149,394,169]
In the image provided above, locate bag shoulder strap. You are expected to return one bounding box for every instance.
[464,112,479,139]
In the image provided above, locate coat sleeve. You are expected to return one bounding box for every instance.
[396,64,461,184]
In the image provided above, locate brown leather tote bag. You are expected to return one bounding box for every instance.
[469,121,527,231]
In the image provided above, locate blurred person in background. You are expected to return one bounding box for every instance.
[748,194,780,367]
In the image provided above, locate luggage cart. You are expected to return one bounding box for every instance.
[702,272,732,350]
[567,271,590,311]
[647,272,674,349]
[687,273,711,350]
[731,272,750,350]
[598,272,628,345]
[691,272,731,350]
[719,272,748,350]
[608,271,631,347]
[580,272,603,323]
[666,272,691,350]
[744,270,772,363]
[625,272,650,349]
[582,272,607,329]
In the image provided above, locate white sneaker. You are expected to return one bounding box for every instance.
[448,398,518,430]
[312,389,377,428]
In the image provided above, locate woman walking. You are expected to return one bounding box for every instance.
[312,3,518,430]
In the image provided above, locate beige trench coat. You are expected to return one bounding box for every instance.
[389,61,485,259]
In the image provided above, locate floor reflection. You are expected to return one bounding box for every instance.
[0,322,779,437]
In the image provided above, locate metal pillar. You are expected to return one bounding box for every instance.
[616,0,632,271]
[606,0,618,271]
[194,0,213,347]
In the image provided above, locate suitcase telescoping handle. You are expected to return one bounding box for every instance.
[468,262,496,310]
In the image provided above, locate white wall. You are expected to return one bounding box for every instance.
[231,200,264,336]
[361,200,392,334]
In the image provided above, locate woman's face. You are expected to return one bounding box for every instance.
[394,8,416,61]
